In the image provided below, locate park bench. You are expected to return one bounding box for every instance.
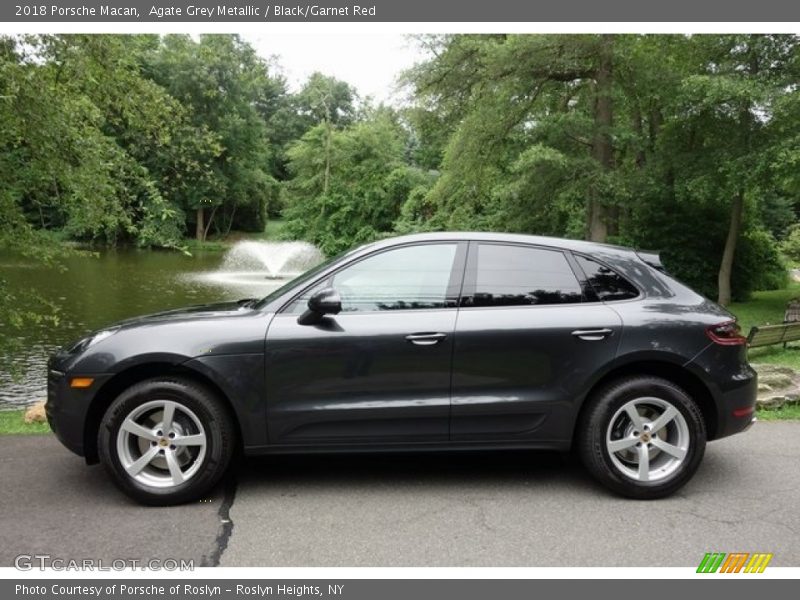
[747,299,800,348]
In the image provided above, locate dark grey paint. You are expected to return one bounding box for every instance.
[47,232,757,462]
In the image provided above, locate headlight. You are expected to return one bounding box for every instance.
[67,328,120,354]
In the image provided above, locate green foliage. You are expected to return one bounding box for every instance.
[628,192,785,301]
[733,229,788,298]
[145,34,282,236]
[1,33,799,311]
[780,225,800,263]
[0,34,289,247]
[401,33,800,301]
[282,110,418,254]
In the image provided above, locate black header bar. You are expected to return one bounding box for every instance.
[4,0,800,23]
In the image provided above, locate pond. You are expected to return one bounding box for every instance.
[0,241,323,408]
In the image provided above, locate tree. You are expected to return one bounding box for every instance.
[283,109,416,254]
[405,34,628,240]
[403,33,797,302]
[0,34,244,249]
[144,34,282,239]
[654,35,798,304]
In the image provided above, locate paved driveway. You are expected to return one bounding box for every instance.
[1,422,798,568]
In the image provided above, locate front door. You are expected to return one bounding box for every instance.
[265,242,466,445]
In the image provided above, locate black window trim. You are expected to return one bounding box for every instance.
[275,240,469,316]
[569,251,644,303]
[458,241,588,310]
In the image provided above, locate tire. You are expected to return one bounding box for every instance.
[98,377,236,506]
[577,375,706,499]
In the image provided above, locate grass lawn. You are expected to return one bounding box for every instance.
[0,410,51,435]
[182,238,231,252]
[756,405,800,421]
[726,282,800,419]
[728,281,800,371]
[260,218,287,240]
[728,281,800,333]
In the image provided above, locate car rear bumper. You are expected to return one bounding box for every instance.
[711,363,758,440]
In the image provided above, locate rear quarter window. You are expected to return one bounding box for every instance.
[575,255,640,301]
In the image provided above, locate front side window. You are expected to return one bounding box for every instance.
[286,243,459,313]
[463,243,583,307]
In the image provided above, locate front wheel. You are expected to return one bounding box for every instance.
[98,378,236,506]
[577,376,706,499]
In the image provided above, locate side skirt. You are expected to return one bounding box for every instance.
[242,439,572,456]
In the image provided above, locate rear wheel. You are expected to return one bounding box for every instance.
[98,377,235,506]
[577,376,706,499]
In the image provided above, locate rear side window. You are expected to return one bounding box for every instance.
[575,255,639,301]
[463,244,583,306]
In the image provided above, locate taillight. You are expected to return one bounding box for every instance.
[706,320,747,346]
[732,406,755,418]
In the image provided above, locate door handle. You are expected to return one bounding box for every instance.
[571,328,613,341]
[405,332,447,346]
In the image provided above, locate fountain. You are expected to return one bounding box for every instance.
[221,240,324,279]
[190,240,324,295]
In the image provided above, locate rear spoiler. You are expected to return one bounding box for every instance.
[636,250,666,273]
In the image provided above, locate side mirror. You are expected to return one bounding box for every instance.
[297,288,342,325]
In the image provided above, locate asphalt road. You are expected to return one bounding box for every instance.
[221,421,800,567]
[0,435,231,568]
[1,422,798,568]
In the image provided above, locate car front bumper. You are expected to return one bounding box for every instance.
[45,363,111,460]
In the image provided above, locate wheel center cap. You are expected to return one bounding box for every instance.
[158,438,169,447]
[641,432,652,443]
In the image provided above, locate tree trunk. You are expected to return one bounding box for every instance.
[203,204,219,242]
[717,190,744,306]
[588,34,614,242]
[648,106,663,153]
[588,200,608,242]
[717,44,757,307]
[224,204,237,237]
[195,206,204,242]
[323,119,332,197]
[631,101,646,168]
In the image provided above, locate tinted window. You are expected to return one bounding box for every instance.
[287,244,458,313]
[465,244,583,306]
[576,255,639,301]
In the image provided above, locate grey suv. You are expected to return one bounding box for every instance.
[47,232,757,505]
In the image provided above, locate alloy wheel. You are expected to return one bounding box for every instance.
[605,397,690,483]
[116,399,207,489]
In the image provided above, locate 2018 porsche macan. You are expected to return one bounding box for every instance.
[47,233,756,505]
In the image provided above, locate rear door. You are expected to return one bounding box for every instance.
[450,242,623,444]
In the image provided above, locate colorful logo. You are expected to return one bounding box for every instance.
[697,552,773,573]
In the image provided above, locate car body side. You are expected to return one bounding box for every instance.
[46,232,757,464]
